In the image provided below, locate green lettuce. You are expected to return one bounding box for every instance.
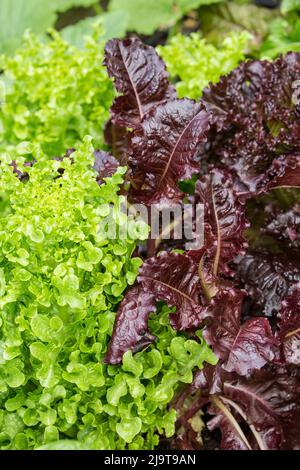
[158,31,250,100]
[0,28,114,157]
[0,138,216,450]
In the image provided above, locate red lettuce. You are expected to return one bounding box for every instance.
[104,37,176,129]
[128,99,209,206]
[262,203,300,250]
[102,40,300,450]
[202,289,278,376]
[93,150,119,183]
[278,286,300,365]
[194,169,249,278]
[202,53,300,197]
[176,365,300,450]
[236,251,300,317]
[104,286,156,365]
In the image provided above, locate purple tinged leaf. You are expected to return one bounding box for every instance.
[104,119,129,164]
[194,169,249,277]
[203,289,277,375]
[128,99,210,206]
[104,38,176,128]
[93,150,119,184]
[10,160,34,182]
[191,363,224,396]
[264,154,300,191]
[202,53,300,197]
[207,398,251,450]
[104,286,156,365]
[262,203,300,249]
[278,286,300,365]
[138,252,208,330]
[185,366,300,450]
[236,252,300,317]
[223,369,300,449]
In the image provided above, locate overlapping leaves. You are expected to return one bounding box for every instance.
[103,39,300,450]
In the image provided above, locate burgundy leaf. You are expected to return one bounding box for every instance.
[194,169,249,277]
[203,289,277,375]
[138,251,208,330]
[262,203,300,250]
[93,150,119,183]
[207,399,251,450]
[104,119,130,164]
[104,286,156,365]
[278,286,300,365]
[264,154,300,191]
[223,369,300,449]
[104,38,176,128]
[202,53,300,197]
[282,410,300,450]
[236,252,300,317]
[10,160,33,182]
[128,99,209,206]
[191,363,225,396]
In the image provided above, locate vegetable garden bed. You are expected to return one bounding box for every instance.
[0,0,300,451]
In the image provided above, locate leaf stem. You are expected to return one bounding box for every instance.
[220,396,267,451]
[211,395,252,450]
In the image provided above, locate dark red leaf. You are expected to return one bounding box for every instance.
[278,286,300,365]
[128,99,209,206]
[104,38,176,128]
[104,286,156,365]
[236,251,300,317]
[104,119,130,164]
[202,53,300,197]
[264,154,300,191]
[262,203,300,250]
[93,150,119,183]
[10,160,34,182]
[222,369,300,449]
[194,169,249,277]
[203,289,277,375]
[207,399,251,450]
[138,251,208,330]
[191,363,225,396]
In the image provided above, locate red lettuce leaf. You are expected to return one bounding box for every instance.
[138,251,208,330]
[104,38,176,129]
[222,369,300,449]
[262,203,300,250]
[104,119,129,165]
[236,251,300,317]
[10,160,34,182]
[203,289,277,375]
[207,399,251,450]
[278,286,300,365]
[128,99,209,206]
[104,286,156,365]
[264,154,300,191]
[194,169,249,277]
[93,150,119,183]
[202,53,300,197]
[181,365,300,450]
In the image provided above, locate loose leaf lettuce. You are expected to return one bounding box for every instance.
[0,29,114,156]
[104,37,176,129]
[202,53,300,196]
[158,31,250,100]
[0,138,216,449]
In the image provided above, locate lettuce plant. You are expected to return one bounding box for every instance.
[102,38,300,450]
[0,138,216,450]
[0,29,114,157]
